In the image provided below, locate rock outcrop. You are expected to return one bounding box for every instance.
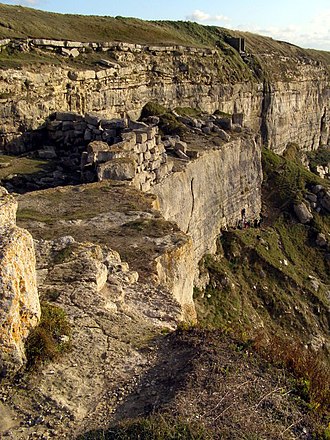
[1,40,328,154]
[152,136,262,265]
[0,188,40,378]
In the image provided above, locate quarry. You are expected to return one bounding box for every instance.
[0,3,329,439]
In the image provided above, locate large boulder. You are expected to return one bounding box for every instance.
[0,189,40,378]
[293,202,313,223]
[320,190,330,213]
[97,158,137,181]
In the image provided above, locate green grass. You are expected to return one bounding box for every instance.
[0,155,52,181]
[25,302,71,369]
[307,147,330,174]
[78,415,212,439]
[0,3,328,77]
[195,147,330,346]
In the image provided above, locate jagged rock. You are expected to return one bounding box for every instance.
[305,192,317,203]
[0,189,40,378]
[174,141,187,154]
[217,128,231,141]
[293,202,313,223]
[311,184,324,194]
[85,112,101,127]
[316,233,327,247]
[320,190,330,212]
[0,188,17,227]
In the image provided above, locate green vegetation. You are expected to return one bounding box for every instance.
[0,3,328,77]
[307,147,330,174]
[0,154,52,181]
[262,147,322,207]
[141,102,187,136]
[79,415,212,440]
[174,106,202,117]
[25,302,71,369]
[194,147,330,426]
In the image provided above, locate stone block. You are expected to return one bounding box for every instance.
[97,159,137,181]
[147,126,158,140]
[85,112,101,126]
[96,148,128,163]
[141,180,151,192]
[84,129,93,142]
[144,151,152,161]
[151,159,161,171]
[68,70,96,81]
[136,132,148,144]
[174,141,187,153]
[38,146,57,160]
[62,48,80,58]
[55,111,82,122]
[137,153,144,165]
[62,121,74,131]
[65,41,84,48]
[294,203,313,223]
[101,118,126,129]
[128,120,148,130]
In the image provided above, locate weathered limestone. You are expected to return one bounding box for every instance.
[1,41,328,154]
[294,202,313,223]
[155,236,196,322]
[151,137,262,265]
[0,188,40,378]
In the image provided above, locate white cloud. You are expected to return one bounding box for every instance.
[5,0,40,6]
[186,8,330,50]
[225,9,330,50]
[186,9,230,23]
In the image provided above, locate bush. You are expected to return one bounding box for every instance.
[25,302,71,369]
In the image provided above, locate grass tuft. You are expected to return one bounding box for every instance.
[25,302,71,369]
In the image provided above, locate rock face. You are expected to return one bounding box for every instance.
[0,41,328,154]
[0,188,40,378]
[152,136,262,265]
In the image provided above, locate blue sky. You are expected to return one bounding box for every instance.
[3,0,330,50]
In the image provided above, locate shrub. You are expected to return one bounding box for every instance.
[25,302,71,369]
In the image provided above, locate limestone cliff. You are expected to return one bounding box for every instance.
[152,136,262,265]
[0,37,329,154]
[0,188,40,377]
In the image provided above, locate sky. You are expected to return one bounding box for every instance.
[2,0,330,51]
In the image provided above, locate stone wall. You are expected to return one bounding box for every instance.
[0,188,40,378]
[39,111,172,191]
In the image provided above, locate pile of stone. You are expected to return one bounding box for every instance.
[174,111,245,138]
[1,38,217,59]
[39,112,172,191]
[83,123,171,192]
[294,184,330,225]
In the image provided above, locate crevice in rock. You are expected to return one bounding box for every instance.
[186,177,195,234]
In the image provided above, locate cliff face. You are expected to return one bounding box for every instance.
[0,188,40,378]
[1,41,328,154]
[151,136,262,266]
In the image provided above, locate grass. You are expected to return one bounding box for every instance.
[25,302,71,369]
[194,147,330,423]
[307,147,330,174]
[0,154,52,181]
[0,3,328,80]
[78,415,212,440]
[140,102,187,136]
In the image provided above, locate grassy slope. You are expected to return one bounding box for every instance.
[0,3,329,65]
